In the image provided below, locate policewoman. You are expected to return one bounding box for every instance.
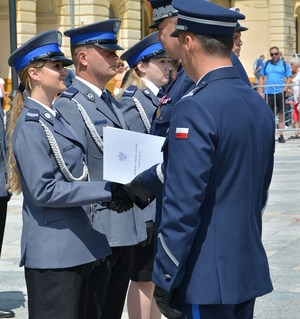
[7,30,114,319]
[152,1,274,319]
[119,31,171,319]
[0,90,15,319]
[119,31,170,133]
[54,20,147,319]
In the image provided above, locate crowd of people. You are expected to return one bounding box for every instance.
[2,0,297,318]
[254,49,300,142]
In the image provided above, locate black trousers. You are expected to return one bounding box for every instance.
[178,299,255,319]
[25,262,94,319]
[0,196,9,256]
[86,246,133,319]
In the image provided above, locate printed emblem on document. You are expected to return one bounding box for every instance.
[118,152,128,161]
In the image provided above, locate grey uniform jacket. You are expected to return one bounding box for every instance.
[118,85,159,222]
[0,108,9,198]
[13,98,113,269]
[55,78,147,246]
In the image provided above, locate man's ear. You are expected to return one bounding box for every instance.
[184,34,195,52]
[77,49,88,67]
[179,32,193,52]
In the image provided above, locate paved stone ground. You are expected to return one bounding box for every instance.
[0,136,299,318]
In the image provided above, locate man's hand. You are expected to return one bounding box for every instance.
[154,286,182,319]
[125,174,153,199]
[139,220,154,247]
[103,183,134,213]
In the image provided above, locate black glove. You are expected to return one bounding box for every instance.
[139,220,154,247]
[104,183,134,213]
[125,174,153,200]
[154,286,182,319]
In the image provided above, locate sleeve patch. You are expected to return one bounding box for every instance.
[175,127,189,139]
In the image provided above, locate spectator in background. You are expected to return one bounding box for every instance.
[259,46,292,143]
[114,59,127,96]
[253,54,265,84]
[287,56,300,139]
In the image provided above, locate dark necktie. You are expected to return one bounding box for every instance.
[101,91,117,116]
[157,88,165,99]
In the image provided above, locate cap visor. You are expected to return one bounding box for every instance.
[152,52,166,59]
[94,43,124,51]
[170,30,179,38]
[149,21,160,29]
[45,56,73,66]
[237,26,248,31]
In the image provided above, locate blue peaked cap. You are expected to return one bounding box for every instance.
[148,0,178,28]
[230,8,248,31]
[171,0,245,37]
[120,32,165,68]
[8,30,73,72]
[64,19,124,51]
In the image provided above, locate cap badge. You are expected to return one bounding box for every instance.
[113,20,121,33]
[57,31,62,46]
[84,91,95,102]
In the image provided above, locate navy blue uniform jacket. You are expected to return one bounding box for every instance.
[152,67,274,305]
[141,54,250,199]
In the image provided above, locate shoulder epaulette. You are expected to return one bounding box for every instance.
[182,86,202,99]
[122,85,138,97]
[142,88,151,97]
[25,108,40,122]
[60,86,79,99]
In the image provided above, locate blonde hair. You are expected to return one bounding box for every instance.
[117,65,148,99]
[6,61,45,194]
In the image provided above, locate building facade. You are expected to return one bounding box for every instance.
[1,0,300,95]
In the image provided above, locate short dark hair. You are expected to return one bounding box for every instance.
[269,46,279,53]
[195,34,233,57]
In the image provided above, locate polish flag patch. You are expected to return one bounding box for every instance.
[175,128,189,139]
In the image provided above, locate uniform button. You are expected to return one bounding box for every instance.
[164,274,172,281]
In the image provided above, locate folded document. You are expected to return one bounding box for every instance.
[103,127,165,184]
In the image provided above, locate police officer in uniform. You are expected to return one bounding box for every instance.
[125,0,196,235]
[126,0,251,230]
[0,91,14,319]
[7,30,117,319]
[230,7,249,58]
[119,31,171,319]
[54,20,146,319]
[151,1,275,318]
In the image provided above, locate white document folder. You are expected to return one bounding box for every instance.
[103,127,165,184]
